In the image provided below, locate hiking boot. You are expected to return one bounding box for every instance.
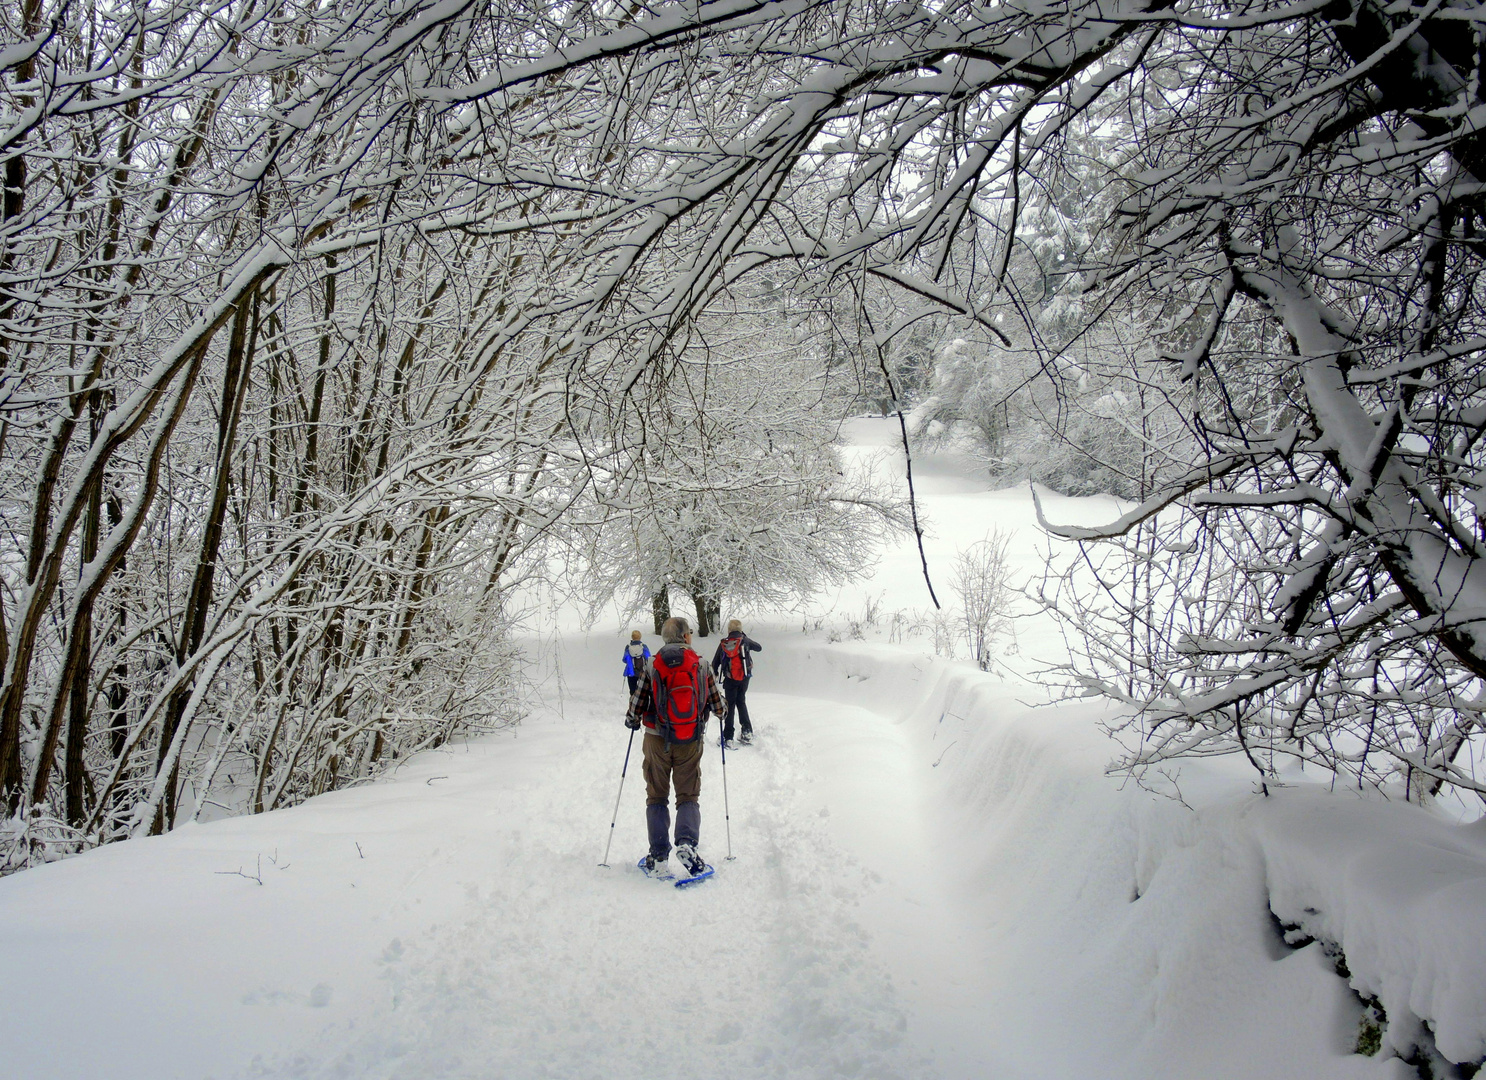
[723,739,739,750]
[739,731,753,745]
[675,844,706,877]
[640,854,672,879]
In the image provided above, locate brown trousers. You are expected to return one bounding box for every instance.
[642,732,703,805]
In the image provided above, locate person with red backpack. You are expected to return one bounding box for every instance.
[624,616,727,879]
[711,619,763,749]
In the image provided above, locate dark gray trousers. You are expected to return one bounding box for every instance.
[722,679,751,741]
[642,732,702,858]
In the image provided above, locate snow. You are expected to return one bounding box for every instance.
[1254,793,1486,1064]
[2,418,1484,1078]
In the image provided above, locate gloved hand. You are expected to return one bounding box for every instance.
[625,716,640,730]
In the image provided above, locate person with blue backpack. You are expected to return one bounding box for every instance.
[625,616,727,879]
[621,630,651,696]
[712,618,763,749]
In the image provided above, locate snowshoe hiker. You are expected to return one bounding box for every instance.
[626,616,727,877]
[711,619,762,747]
[622,630,651,697]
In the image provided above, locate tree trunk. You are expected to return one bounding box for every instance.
[689,580,720,637]
[154,289,258,833]
[64,426,103,825]
[651,586,670,634]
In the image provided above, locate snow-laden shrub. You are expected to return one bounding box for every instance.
[916,331,1194,501]
[951,530,1016,671]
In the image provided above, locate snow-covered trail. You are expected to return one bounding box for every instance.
[0,626,1436,1080]
[0,636,1000,1080]
[251,643,999,1079]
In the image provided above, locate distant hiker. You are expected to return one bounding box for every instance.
[625,616,727,879]
[712,619,763,749]
[622,630,651,697]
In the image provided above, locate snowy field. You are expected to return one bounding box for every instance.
[2,419,1484,1079]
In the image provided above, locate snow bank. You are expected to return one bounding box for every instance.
[1255,795,1486,1064]
[762,636,1486,1073]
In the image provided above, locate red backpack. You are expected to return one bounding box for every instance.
[720,636,747,681]
[650,648,705,744]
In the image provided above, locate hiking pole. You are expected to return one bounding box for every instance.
[599,725,638,868]
[719,723,736,861]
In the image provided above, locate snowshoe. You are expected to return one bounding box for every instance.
[638,854,673,880]
[739,731,753,745]
[672,844,713,887]
[674,862,715,888]
[675,844,705,877]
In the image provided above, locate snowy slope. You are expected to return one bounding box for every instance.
[764,640,1480,1079]
[1,418,1483,1080]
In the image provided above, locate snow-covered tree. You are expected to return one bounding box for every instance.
[579,287,906,635]
[9,0,1486,873]
[1019,3,1486,802]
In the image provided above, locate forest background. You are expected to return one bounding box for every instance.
[2,0,1485,871]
